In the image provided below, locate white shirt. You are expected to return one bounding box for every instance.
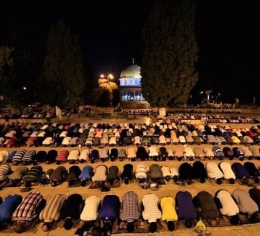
[80,196,101,221]
[133,136,142,145]
[80,149,90,161]
[159,135,166,144]
[168,149,174,157]
[216,190,239,216]
[149,146,158,156]
[205,162,224,179]
[170,167,179,177]
[127,147,137,158]
[184,147,195,157]
[92,165,107,182]
[219,162,236,180]
[135,163,148,179]
[142,194,161,223]
[161,166,171,177]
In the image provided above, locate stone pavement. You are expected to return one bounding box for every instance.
[1,116,260,235]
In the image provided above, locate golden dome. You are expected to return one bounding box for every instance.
[120,64,141,78]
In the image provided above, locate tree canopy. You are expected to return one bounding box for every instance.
[141,0,198,107]
[43,19,86,107]
[0,46,18,104]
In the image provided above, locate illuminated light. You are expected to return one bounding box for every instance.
[100,74,104,78]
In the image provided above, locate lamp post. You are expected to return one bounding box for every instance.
[100,73,114,84]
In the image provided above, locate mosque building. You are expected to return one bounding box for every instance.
[118,59,149,108]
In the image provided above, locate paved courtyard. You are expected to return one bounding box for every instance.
[1,115,260,235]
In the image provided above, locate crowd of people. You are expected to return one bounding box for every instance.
[1,159,260,193]
[1,188,260,235]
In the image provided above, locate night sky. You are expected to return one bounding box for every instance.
[0,0,257,103]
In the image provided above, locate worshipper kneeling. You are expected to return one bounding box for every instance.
[218,161,236,184]
[12,192,45,234]
[49,166,67,187]
[244,162,260,183]
[92,165,108,190]
[159,196,178,232]
[135,163,149,189]
[66,165,81,187]
[231,162,250,185]
[79,165,94,187]
[118,191,140,232]
[98,194,121,235]
[192,161,207,183]
[178,162,194,185]
[141,193,162,233]
[205,162,224,185]
[79,195,101,231]
[249,187,260,210]
[214,189,240,225]
[0,195,22,230]
[107,166,120,187]
[118,148,127,161]
[4,167,28,187]
[176,190,197,228]
[120,164,134,185]
[136,146,149,161]
[21,166,43,192]
[0,164,12,188]
[39,194,66,231]
[193,191,220,227]
[109,148,119,161]
[232,188,260,223]
[148,164,164,185]
[63,194,84,230]
[161,166,172,182]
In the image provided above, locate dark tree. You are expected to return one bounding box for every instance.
[141,0,198,107]
[93,88,111,107]
[43,19,86,107]
[0,46,19,105]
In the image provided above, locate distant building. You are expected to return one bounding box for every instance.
[119,59,146,102]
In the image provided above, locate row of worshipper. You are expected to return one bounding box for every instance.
[1,188,260,235]
[2,144,260,168]
[1,160,260,191]
[3,120,260,149]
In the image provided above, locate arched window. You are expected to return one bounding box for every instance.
[135,91,141,101]
[121,90,127,101]
[127,91,134,101]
